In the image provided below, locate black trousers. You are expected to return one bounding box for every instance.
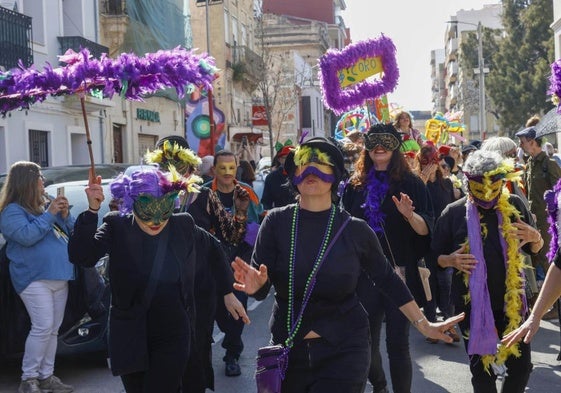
[215,288,248,360]
[458,309,533,393]
[282,332,370,393]
[120,299,191,393]
[361,286,412,393]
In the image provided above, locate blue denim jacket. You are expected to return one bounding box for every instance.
[0,203,75,293]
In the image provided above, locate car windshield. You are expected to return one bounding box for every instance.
[44,181,112,225]
[0,163,129,190]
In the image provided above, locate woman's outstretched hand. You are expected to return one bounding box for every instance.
[231,257,268,295]
[418,313,466,343]
[501,315,540,347]
[223,292,251,324]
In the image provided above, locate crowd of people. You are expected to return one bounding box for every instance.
[1,110,561,393]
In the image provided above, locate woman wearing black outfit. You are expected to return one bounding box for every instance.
[342,124,434,393]
[68,168,249,393]
[146,136,250,392]
[231,137,462,393]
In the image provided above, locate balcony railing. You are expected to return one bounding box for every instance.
[0,6,33,70]
[102,0,127,15]
[232,46,264,82]
[58,36,109,61]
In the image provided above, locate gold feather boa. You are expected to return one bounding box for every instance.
[463,175,526,372]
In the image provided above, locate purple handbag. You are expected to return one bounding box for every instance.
[254,213,351,393]
[255,345,289,393]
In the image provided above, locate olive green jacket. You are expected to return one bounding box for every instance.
[525,151,561,225]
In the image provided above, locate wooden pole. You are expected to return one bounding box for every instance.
[80,96,96,177]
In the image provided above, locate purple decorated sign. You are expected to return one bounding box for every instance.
[319,35,399,115]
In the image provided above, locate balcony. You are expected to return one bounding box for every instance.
[102,0,127,15]
[445,61,458,85]
[231,46,264,92]
[57,36,109,61]
[0,6,33,71]
[445,38,458,63]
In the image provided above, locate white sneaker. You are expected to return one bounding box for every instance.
[38,375,73,393]
[18,379,41,393]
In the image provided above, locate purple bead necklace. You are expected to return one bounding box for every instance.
[285,204,336,347]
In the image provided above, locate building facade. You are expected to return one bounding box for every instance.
[442,3,502,142]
[0,0,190,173]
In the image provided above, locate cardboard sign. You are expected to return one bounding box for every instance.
[338,56,383,88]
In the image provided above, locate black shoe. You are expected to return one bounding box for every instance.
[225,358,241,377]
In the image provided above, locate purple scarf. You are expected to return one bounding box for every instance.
[466,199,499,356]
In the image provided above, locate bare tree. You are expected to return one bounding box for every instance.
[253,15,302,157]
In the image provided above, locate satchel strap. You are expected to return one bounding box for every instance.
[285,213,351,348]
[141,225,170,308]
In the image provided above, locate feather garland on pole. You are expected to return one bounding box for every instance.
[0,47,217,176]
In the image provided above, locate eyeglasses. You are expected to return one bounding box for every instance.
[39,174,46,182]
[440,164,450,170]
[505,150,517,158]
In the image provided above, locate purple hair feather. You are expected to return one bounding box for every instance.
[319,35,399,115]
[109,168,186,215]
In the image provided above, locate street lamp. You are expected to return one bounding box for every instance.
[447,20,487,141]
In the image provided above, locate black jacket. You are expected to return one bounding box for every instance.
[68,211,231,313]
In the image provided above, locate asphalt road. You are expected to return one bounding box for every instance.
[1,292,560,392]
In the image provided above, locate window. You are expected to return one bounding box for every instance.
[26,0,45,45]
[29,129,49,167]
[224,11,230,44]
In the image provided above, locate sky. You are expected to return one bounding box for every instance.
[342,0,495,111]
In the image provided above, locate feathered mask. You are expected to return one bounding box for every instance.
[110,166,200,216]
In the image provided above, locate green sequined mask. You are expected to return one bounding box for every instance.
[132,191,178,224]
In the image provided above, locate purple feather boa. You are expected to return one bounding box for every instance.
[466,199,499,356]
[319,35,399,115]
[549,59,561,113]
[0,47,216,114]
[545,178,561,260]
[362,168,389,234]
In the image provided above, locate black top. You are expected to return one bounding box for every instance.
[342,171,434,267]
[68,211,233,308]
[426,178,455,219]
[431,195,537,312]
[251,204,413,346]
[261,167,296,210]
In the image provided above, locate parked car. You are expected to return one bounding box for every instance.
[0,163,130,190]
[0,179,113,360]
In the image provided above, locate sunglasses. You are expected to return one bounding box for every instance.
[364,133,401,152]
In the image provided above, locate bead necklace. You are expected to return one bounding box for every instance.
[285,203,336,347]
